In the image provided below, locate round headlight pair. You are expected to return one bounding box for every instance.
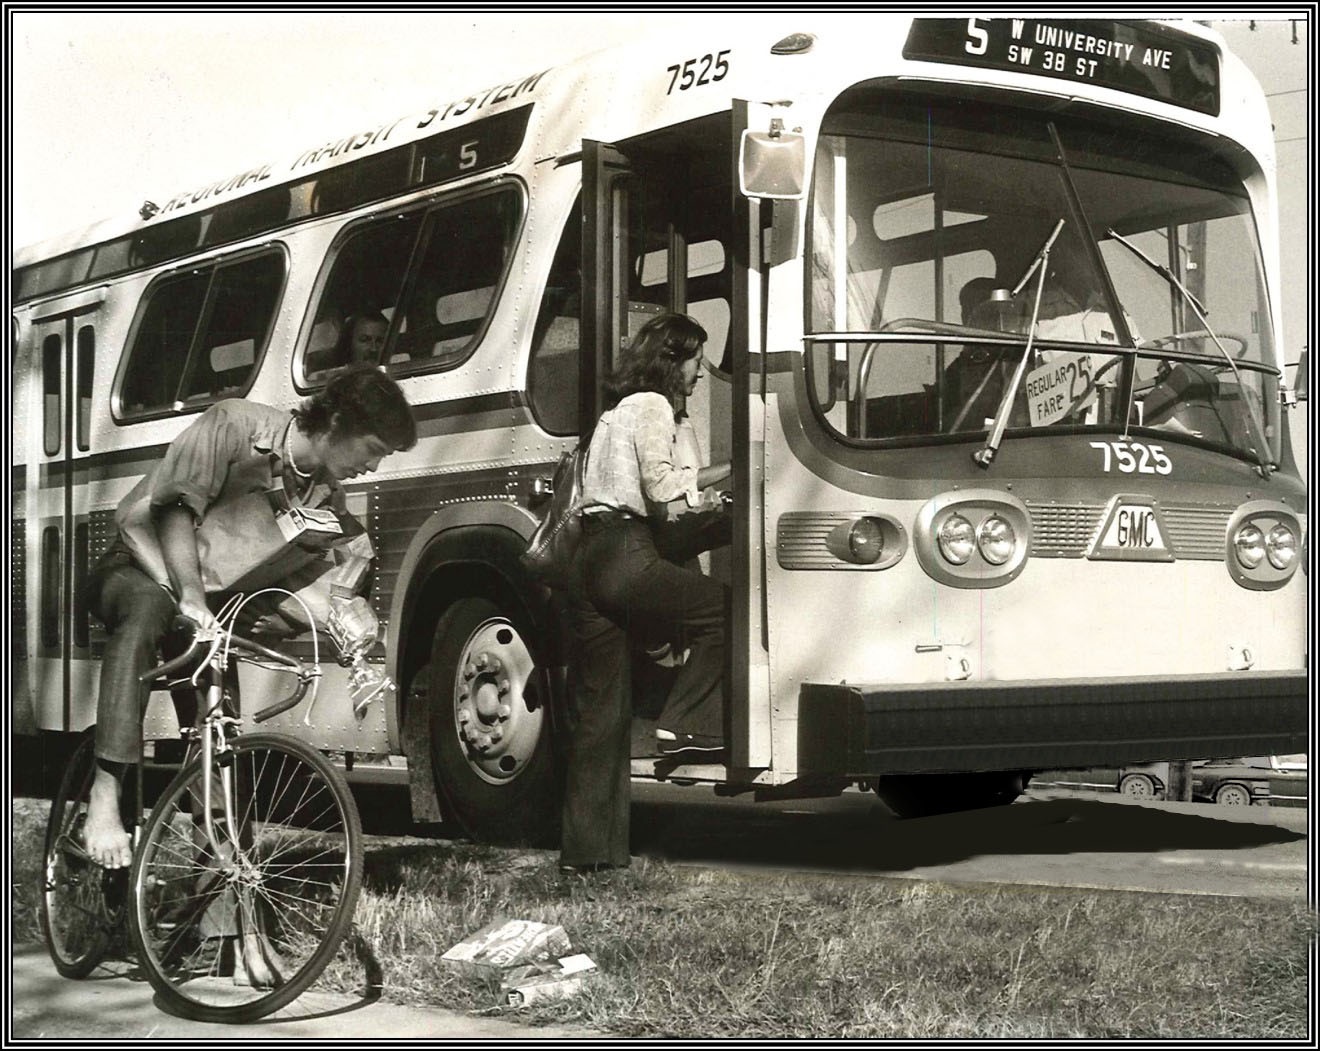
[1234,521,1297,571]
[937,513,1016,566]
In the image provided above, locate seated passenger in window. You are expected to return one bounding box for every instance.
[306,311,389,376]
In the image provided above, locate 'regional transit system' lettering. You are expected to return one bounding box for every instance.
[161,69,549,215]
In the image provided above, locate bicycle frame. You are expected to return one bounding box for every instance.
[139,618,317,876]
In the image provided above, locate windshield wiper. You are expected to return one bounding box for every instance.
[973,219,1065,468]
[1106,228,1274,477]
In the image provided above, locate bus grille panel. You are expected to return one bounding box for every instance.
[1027,502,1229,560]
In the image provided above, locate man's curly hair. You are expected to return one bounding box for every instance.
[294,365,417,450]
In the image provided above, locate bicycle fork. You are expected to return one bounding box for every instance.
[198,683,246,878]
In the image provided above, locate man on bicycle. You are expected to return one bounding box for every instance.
[82,365,416,875]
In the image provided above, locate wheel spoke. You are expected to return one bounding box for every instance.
[130,736,362,1021]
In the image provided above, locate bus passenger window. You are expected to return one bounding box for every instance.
[76,325,94,451]
[118,248,283,417]
[176,253,282,403]
[528,200,582,436]
[42,333,61,455]
[303,213,422,382]
[391,188,519,372]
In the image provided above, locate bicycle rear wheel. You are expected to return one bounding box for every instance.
[40,733,129,976]
[128,733,363,1023]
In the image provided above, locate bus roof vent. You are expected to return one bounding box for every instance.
[771,33,815,55]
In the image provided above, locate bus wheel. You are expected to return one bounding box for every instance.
[873,771,1030,819]
[428,595,559,845]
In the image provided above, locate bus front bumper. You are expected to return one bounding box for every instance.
[796,671,1308,777]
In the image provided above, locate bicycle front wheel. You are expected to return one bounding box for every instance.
[40,733,127,976]
[128,734,363,1023]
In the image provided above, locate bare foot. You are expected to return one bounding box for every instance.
[84,766,133,869]
[233,927,285,989]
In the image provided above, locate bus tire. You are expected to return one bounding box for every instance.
[428,595,560,846]
[873,771,1031,819]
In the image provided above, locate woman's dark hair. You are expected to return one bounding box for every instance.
[603,313,707,410]
[295,364,417,450]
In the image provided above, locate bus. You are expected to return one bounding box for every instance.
[11,16,1308,841]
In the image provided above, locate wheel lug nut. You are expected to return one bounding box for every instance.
[475,654,489,670]
[497,704,511,719]
[463,663,477,680]
[457,710,470,724]
[489,729,503,743]
[497,679,510,696]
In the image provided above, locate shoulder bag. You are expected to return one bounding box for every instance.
[520,446,588,590]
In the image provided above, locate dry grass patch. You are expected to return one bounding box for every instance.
[11,797,1314,1039]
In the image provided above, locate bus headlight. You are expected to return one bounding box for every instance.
[915,490,1031,589]
[937,514,976,565]
[977,515,1016,566]
[1233,523,1265,569]
[1266,523,1297,570]
[847,517,885,564]
[1225,502,1303,591]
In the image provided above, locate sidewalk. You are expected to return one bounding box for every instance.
[10,944,601,1040]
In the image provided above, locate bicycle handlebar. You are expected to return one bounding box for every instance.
[137,617,208,685]
[138,615,315,723]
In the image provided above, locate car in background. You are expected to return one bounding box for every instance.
[1240,754,1308,806]
[1034,756,1308,807]
[1117,759,1276,806]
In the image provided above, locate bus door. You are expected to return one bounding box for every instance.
[581,115,764,769]
[22,294,102,735]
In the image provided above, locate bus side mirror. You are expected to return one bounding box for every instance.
[739,121,806,200]
[1292,347,1308,401]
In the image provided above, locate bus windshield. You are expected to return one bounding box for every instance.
[806,88,1278,464]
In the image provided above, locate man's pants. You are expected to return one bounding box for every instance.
[87,550,181,765]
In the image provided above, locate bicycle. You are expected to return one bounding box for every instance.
[40,600,365,1023]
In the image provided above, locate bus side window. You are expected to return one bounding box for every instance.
[176,252,282,402]
[303,212,421,382]
[392,188,520,371]
[527,198,582,436]
[121,271,210,413]
[118,248,283,416]
[42,333,61,455]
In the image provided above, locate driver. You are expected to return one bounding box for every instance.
[1033,236,1142,346]
[82,365,417,875]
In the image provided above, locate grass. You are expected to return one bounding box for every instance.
[12,797,1314,1039]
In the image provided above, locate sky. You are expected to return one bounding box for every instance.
[9,10,769,251]
[9,10,1310,365]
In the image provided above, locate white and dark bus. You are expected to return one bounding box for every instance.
[12,16,1307,839]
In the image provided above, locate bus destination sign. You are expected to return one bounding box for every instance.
[903,18,1220,116]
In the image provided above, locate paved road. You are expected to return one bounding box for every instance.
[354,778,1308,898]
[9,943,600,1040]
[626,783,1310,899]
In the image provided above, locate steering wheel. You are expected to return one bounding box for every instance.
[1141,330,1250,361]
